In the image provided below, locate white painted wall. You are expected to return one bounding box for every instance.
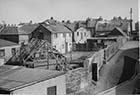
[75,27,91,43]
[12,74,66,95]
[51,32,72,53]
[0,45,20,63]
[19,34,29,44]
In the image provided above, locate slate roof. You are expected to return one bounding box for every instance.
[0,39,19,47]
[0,26,19,35]
[0,24,39,35]
[42,23,72,33]
[108,27,128,37]
[96,19,130,32]
[64,23,77,32]
[18,24,39,34]
[0,65,65,91]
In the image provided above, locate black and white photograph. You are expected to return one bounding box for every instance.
[0,0,139,95]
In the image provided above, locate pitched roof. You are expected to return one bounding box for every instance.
[109,27,128,37]
[0,65,65,91]
[0,39,18,47]
[42,23,72,33]
[18,24,39,34]
[0,24,39,35]
[0,26,19,35]
[87,20,97,27]
[96,19,129,32]
[64,23,76,32]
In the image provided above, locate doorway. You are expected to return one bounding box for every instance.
[65,42,68,53]
[92,63,97,81]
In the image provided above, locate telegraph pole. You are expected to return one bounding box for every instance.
[130,8,133,37]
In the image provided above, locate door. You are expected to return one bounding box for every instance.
[92,63,97,81]
[65,42,68,53]
[38,32,44,39]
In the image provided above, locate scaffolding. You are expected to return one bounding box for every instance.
[6,38,69,71]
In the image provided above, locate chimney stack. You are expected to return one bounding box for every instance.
[130,8,133,36]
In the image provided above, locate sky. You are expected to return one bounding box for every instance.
[0,0,138,24]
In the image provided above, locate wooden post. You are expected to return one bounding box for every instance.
[46,46,49,69]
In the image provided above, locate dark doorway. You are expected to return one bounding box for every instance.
[38,32,44,39]
[65,42,68,53]
[92,63,97,81]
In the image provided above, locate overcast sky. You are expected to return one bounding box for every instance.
[0,0,138,24]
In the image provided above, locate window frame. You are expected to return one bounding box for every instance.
[77,32,79,36]
[11,48,16,56]
[47,86,57,95]
[0,49,5,57]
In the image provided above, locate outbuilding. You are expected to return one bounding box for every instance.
[0,65,66,95]
[0,39,20,65]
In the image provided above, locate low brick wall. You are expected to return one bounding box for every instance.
[66,68,89,94]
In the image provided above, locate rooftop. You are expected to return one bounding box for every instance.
[96,18,130,32]
[18,24,39,34]
[0,65,65,91]
[42,23,72,33]
[0,39,19,47]
[0,26,18,35]
[0,24,39,35]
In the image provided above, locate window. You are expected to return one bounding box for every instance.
[0,49,5,57]
[47,86,57,95]
[77,32,79,36]
[63,33,66,37]
[69,33,71,37]
[11,48,16,55]
[62,44,65,49]
[84,32,86,36]
[54,33,58,38]
[81,32,83,39]
[38,32,44,39]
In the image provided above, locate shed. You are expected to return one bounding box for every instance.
[0,65,66,95]
[0,39,20,64]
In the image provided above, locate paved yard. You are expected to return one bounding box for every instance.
[92,41,139,95]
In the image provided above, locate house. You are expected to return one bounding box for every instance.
[0,24,39,44]
[41,22,72,53]
[74,27,91,43]
[96,17,130,36]
[0,25,19,43]
[0,39,20,65]
[0,65,66,95]
[18,23,39,44]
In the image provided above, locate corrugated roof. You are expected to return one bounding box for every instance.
[0,39,19,47]
[0,65,65,91]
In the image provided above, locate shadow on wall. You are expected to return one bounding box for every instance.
[115,55,139,94]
